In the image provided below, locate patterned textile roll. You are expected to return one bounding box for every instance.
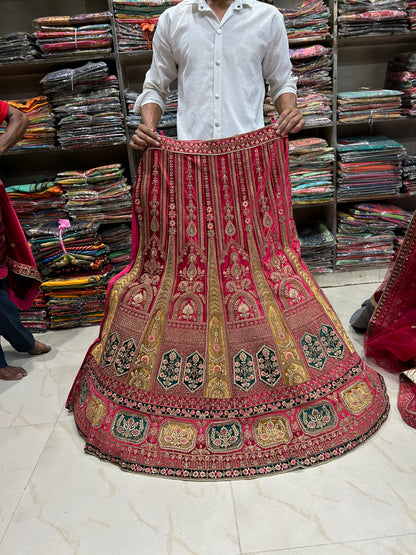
[67,126,389,480]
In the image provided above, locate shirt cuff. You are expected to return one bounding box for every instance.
[133,91,166,114]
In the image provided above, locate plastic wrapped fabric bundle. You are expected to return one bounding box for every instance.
[337,135,405,200]
[0,32,41,62]
[33,12,112,57]
[40,62,126,149]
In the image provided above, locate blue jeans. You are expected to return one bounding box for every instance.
[0,278,34,367]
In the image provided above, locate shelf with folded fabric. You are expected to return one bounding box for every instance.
[337,32,416,48]
[0,53,116,76]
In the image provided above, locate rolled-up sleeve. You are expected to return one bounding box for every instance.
[133,12,178,114]
[262,10,297,105]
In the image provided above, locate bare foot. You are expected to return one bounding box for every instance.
[0,365,27,380]
[29,340,51,356]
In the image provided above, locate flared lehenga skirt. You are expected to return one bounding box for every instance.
[67,126,389,479]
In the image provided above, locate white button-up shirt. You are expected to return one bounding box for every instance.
[134,0,297,140]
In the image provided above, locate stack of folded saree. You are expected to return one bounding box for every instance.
[408,1,416,30]
[402,155,416,194]
[32,12,112,57]
[337,89,403,123]
[289,44,333,126]
[297,220,335,272]
[337,135,405,199]
[113,0,182,51]
[0,96,56,150]
[127,89,178,138]
[338,0,408,37]
[40,61,125,149]
[279,0,330,41]
[288,137,334,204]
[336,204,397,269]
[0,32,41,63]
[100,223,132,273]
[55,164,131,223]
[18,292,50,333]
[5,181,67,230]
[385,52,416,116]
[26,220,112,329]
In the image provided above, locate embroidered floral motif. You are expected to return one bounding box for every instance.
[253,416,293,447]
[257,345,281,387]
[79,375,89,407]
[183,351,204,392]
[114,338,137,376]
[206,421,243,452]
[86,395,107,428]
[297,402,338,436]
[301,333,327,370]
[158,421,197,452]
[340,380,373,414]
[233,349,256,391]
[157,349,182,390]
[111,412,149,444]
[319,324,345,359]
[103,332,119,366]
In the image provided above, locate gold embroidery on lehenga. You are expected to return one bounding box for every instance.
[205,239,231,398]
[158,421,197,452]
[247,232,309,386]
[340,380,373,414]
[253,416,293,447]
[127,236,176,390]
[86,395,107,428]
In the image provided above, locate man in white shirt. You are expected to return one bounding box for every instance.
[130,0,304,150]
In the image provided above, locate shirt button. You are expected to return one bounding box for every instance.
[217,29,222,35]
[215,61,220,66]
[215,94,220,100]
[214,121,220,127]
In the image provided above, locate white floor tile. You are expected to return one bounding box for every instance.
[0,421,240,555]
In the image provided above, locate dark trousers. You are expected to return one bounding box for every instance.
[0,278,34,368]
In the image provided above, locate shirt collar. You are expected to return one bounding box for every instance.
[193,0,253,12]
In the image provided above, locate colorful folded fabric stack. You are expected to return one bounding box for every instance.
[5,181,67,230]
[402,155,416,194]
[337,89,403,123]
[0,96,56,150]
[26,220,113,329]
[336,204,398,269]
[55,164,132,223]
[288,137,334,204]
[33,12,112,57]
[0,32,41,63]
[40,61,125,148]
[100,223,132,273]
[279,0,330,41]
[126,88,178,138]
[113,0,182,51]
[408,0,416,30]
[338,0,408,37]
[337,135,405,200]
[385,52,416,116]
[41,276,109,329]
[18,292,49,333]
[291,44,333,126]
[297,220,335,272]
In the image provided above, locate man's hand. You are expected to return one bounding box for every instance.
[274,92,305,137]
[275,106,305,137]
[130,124,161,151]
[0,104,29,156]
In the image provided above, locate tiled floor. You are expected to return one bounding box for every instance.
[1,280,415,555]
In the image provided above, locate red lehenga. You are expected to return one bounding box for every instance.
[67,126,389,479]
[366,211,416,429]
